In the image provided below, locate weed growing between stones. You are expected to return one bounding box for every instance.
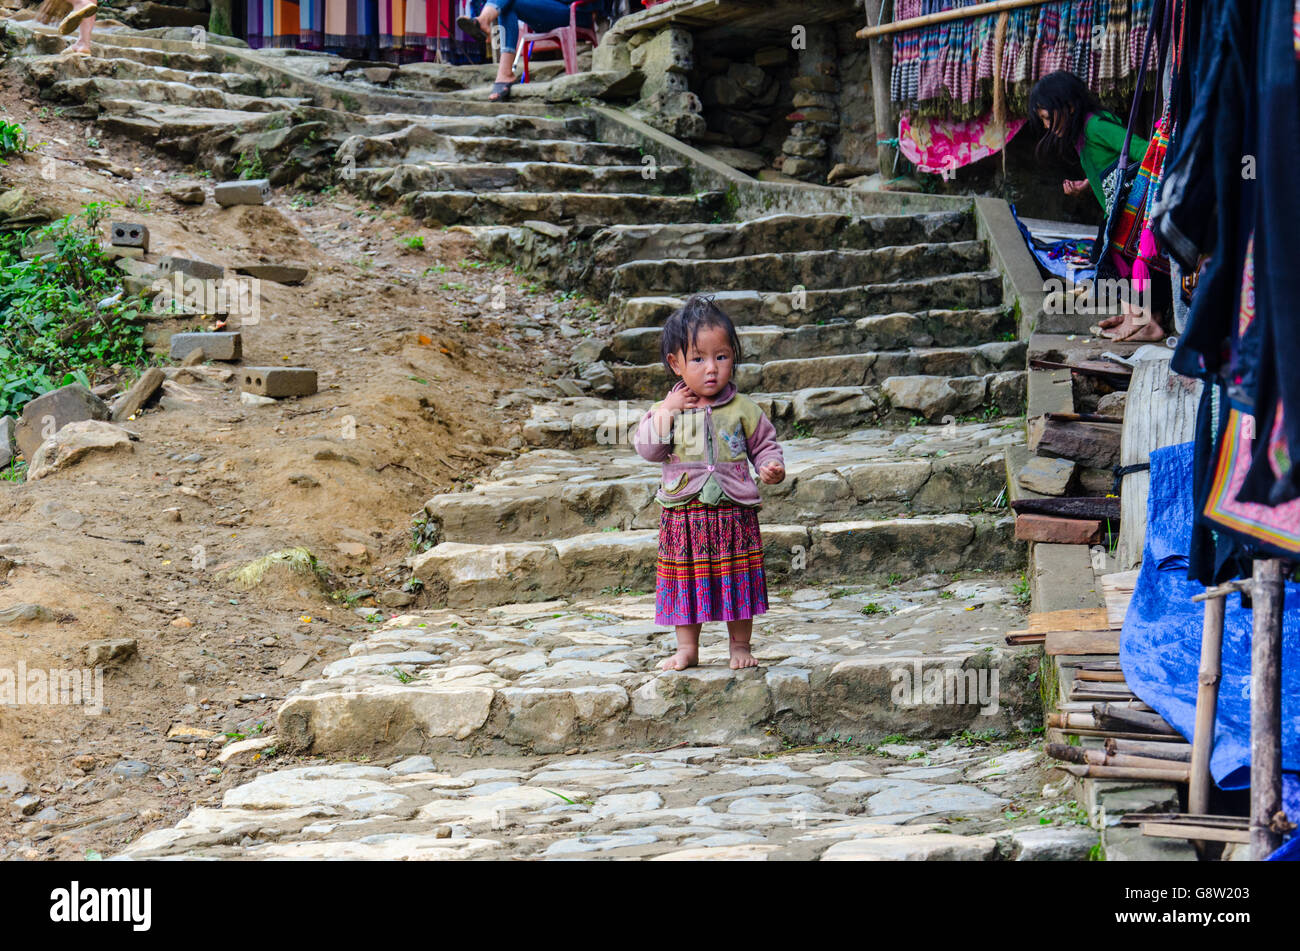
[0,119,31,162]
[0,204,149,417]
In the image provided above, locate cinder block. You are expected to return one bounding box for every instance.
[240,367,317,398]
[110,222,150,251]
[214,179,271,207]
[169,332,242,362]
[159,255,224,282]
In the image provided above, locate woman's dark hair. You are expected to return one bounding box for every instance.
[1028,70,1108,161]
[659,294,743,376]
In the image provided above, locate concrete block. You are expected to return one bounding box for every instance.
[214,179,271,207]
[240,367,317,398]
[159,255,224,282]
[169,332,242,362]
[110,222,150,251]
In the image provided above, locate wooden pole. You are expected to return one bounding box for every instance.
[856,0,1055,39]
[1250,558,1285,859]
[862,0,896,178]
[1188,594,1224,819]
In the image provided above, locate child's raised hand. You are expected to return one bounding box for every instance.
[662,385,701,414]
[758,461,785,484]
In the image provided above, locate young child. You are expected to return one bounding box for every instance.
[633,295,785,671]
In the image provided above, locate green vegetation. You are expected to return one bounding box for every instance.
[234,147,265,180]
[0,120,31,162]
[0,205,148,417]
[400,234,425,251]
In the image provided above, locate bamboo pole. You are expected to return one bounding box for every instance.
[862,0,897,178]
[1250,559,1285,860]
[1107,738,1192,762]
[1060,763,1191,783]
[1046,744,1190,772]
[1188,593,1224,829]
[857,0,1058,40]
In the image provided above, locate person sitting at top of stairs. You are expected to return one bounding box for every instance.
[458,0,599,101]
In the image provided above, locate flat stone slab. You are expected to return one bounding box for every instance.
[115,737,1067,861]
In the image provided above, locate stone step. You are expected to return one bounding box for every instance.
[352,111,595,142]
[608,240,989,297]
[612,271,1004,328]
[406,190,725,228]
[610,341,1027,400]
[48,76,307,114]
[425,423,1020,544]
[609,308,1014,364]
[410,513,1021,609]
[352,161,691,201]
[591,211,974,269]
[263,583,1035,760]
[337,125,643,168]
[517,374,1025,449]
[23,54,263,96]
[87,39,233,73]
[94,98,288,143]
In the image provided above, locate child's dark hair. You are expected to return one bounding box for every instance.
[659,294,743,376]
[1028,70,1109,162]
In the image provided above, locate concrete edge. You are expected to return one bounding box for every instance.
[973,196,1046,341]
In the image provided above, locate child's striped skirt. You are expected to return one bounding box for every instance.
[655,500,768,626]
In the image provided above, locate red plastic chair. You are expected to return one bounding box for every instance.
[519,0,600,83]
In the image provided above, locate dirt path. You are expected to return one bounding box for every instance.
[0,72,597,859]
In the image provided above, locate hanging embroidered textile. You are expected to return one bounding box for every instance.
[891,0,1160,119]
[897,111,1026,173]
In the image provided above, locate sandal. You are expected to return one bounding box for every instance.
[58,2,98,35]
[457,15,488,42]
[488,81,513,102]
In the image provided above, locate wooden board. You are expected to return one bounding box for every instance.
[1141,822,1250,844]
[1101,569,1140,629]
[1116,351,1202,569]
[1028,609,1109,633]
[1044,629,1120,656]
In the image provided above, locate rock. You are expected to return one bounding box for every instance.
[0,416,14,469]
[1096,391,1127,417]
[1036,420,1121,469]
[1009,825,1098,861]
[1016,455,1076,496]
[780,156,821,179]
[216,736,277,764]
[378,590,416,608]
[541,70,643,102]
[165,182,207,204]
[881,375,987,420]
[14,383,111,461]
[822,833,999,861]
[827,162,869,184]
[234,264,309,285]
[26,420,133,480]
[110,761,150,779]
[85,638,137,666]
[0,186,55,229]
[580,361,616,396]
[110,368,165,422]
[240,392,277,406]
[0,603,55,624]
[12,793,41,817]
[699,145,766,172]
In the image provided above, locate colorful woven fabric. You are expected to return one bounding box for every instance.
[1108,112,1170,270]
[891,0,1159,118]
[898,110,1027,173]
[247,0,301,48]
[1204,407,1300,555]
[300,0,324,46]
[654,500,768,626]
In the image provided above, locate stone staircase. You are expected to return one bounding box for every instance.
[4,21,1042,765]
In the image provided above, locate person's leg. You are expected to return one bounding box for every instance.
[512,0,580,32]
[726,618,757,669]
[661,623,701,671]
[67,11,94,52]
[59,0,97,38]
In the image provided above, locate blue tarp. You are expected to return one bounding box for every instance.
[1010,205,1097,282]
[1119,441,1300,859]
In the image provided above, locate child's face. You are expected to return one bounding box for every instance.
[667,324,734,399]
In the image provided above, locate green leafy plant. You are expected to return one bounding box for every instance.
[0,206,148,417]
[0,120,31,162]
[234,147,265,180]
[400,235,425,251]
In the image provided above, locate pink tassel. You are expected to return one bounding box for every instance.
[1130,226,1156,294]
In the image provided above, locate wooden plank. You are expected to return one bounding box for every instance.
[1027,609,1109,633]
[1011,496,1121,520]
[1074,668,1127,682]
[1116,351,1202,569]
[1045,629,1120,655]
[1101,569,1139,629]
[1142,822,1250,844]
[857,0,1056,38]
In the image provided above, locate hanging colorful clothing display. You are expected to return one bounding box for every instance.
[897,111,1026,173]
[247,0,302,48]
[891,0,1160,119]
[248,0,478,61]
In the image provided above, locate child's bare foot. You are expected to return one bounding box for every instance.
[661,647,698,671]
[729,641,758,669]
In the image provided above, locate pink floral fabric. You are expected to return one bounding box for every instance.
[898,111,1027,175]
